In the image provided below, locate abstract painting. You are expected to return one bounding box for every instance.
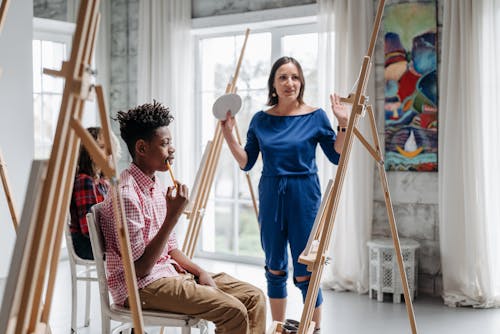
[384,2,438,171]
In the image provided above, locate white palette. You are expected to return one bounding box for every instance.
[212,93,242,120]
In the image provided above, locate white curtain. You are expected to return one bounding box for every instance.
[439,0,500,308]
[318,0,375,293]
[138,0,194,185]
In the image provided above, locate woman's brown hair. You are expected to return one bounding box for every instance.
[76,127,101,177]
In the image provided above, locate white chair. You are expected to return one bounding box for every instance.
[87,204,208,334]
[64,220,98,333]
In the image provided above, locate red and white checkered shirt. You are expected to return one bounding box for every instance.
[100,163,182,306]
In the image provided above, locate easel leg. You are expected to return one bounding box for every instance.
[377,164,418,333]
[366,105,418,333]
[0,148,19,231]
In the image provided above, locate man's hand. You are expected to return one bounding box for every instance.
[165,181,189,226]
[198,270,217,288]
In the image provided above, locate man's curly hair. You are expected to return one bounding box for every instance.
[115,100,174,158]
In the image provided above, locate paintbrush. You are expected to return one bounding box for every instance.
[165,160,178,192]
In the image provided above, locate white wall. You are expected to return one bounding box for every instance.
[0,0,34,278]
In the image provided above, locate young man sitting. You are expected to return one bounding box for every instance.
[99,101,266,334]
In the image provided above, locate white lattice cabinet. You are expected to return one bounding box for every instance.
[367,238,420,303]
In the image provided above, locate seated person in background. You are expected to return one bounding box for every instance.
[69,126,110,260]
[99,101,266,334]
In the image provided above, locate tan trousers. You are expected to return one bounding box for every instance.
[135,272,266,334]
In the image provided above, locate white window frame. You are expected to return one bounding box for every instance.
[32,18,75,160]
[192,5,319,265]
[33,17,75,42]
[33,17,100,158]
[32,18,76,255]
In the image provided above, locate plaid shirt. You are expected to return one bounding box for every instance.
[100,163,182,306]
[70,174,109,235]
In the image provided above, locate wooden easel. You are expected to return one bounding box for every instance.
[267,0,418,333]
[182,28,259,259]
[0,0,10,77]
[0,0,9,33]
[0,147,19,231]
[0,0,19,278]
[0,1,145,333]
[0,0,18,231]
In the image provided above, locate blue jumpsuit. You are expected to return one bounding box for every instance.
[242,108,340,307]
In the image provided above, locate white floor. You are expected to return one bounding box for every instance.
[1,257,500,334]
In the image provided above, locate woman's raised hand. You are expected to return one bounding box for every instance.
[330,93,350,126]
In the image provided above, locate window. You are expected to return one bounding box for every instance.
[197,32,270,262]
[33,18,97,159]
[194,14,318,263]
[32,37,67,159]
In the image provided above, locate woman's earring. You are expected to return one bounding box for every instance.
[272,92,277,97]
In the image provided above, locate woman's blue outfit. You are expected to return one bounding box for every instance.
[242,108,340,307]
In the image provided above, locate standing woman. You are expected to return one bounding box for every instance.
[69,127,110,260]
[221,56,349,331]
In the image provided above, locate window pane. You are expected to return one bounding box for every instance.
[201,91,219,144]
[238,32,271,90]
[238,203,263,257]
[200,200,216,252]
[81,100,98,128]
[44,94,62,132]
[215,148,235,198]
[33,93,44,159]
[239,88,268,135]
[38,94,63,158]
[32,40,42,93]
[237,89,266,201]
[238,158,261,200]
[214,201,235,254]
[41,40,66,94]
[200,36,236,94]
[283,33,319,106]
[199,32,271,146]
